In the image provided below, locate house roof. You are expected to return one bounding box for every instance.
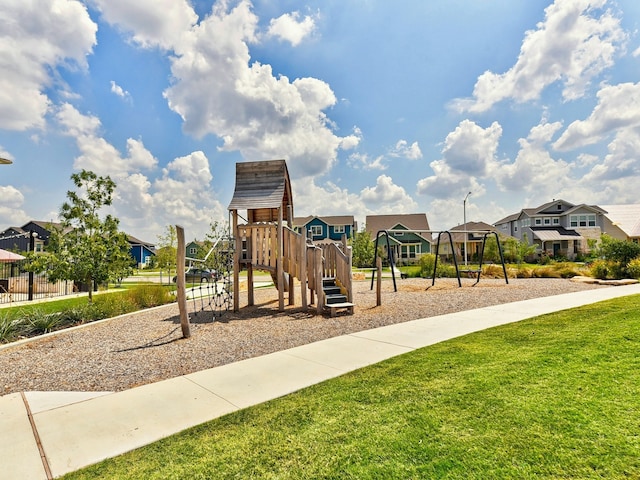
[293,215,355,227]
[127,235,155,248]
[446,222,498,243]
[493,212,519,225]
[228,159,293,213]
[366,214,432,242]
[27,220,64,231]
[600,204,640,238]
[530,227,582,241]
[365,214,430,234]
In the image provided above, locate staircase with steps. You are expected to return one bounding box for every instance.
[322,277,354,317]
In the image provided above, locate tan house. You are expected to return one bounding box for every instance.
[599,204,640,243]
[435,221,500,261]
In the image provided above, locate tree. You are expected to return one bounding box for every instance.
[202,220,232,274]
[43,170,133,301]
[503,233,537,264]
[350,227,375,268]
[596,234,640,278]
[155,225,178,282]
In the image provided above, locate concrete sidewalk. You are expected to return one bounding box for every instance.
[3,283,640,479]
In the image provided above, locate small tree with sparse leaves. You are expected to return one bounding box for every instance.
[35,170,133,302]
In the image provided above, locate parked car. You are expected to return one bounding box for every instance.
[173,268,218,283]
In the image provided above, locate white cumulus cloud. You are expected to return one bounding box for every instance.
[0,0,96,130]
[267,11,317,46]
[452,0,626,113]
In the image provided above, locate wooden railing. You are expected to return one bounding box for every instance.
[238,224,352,313]
[319,239,353,303]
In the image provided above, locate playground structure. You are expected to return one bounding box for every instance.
[371,229,508,291]
[227,160,354,315]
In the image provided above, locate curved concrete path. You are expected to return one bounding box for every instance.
[2,283,640,479]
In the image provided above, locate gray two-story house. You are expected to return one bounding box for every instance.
[494,199,606,259]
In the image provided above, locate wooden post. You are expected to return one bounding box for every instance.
[277,207,285,311]
[232,212,240,312]
[376,255,382,307]
[288,230,295,306]
[300,229,308,309]
[315,247,324,314]
[176,225,191,338]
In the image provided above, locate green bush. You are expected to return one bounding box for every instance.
[419,254,457,278]
[596,235,640,278]
[0,314,22,343]
[126,284,173,309]
[590,260,610,280]
[23,309,64,335]
[626,258,640,279]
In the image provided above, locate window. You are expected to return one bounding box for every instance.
[189,247,197,254]
[334,225,345,234]
[401,244,421,258]
[544,218,551,225]
[570,214,596,227]
[309,225,322,236]
[553,217,560,225]
[535,218,542,225]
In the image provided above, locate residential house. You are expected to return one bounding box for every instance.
[365,214,432,264]
[599,204,640,243]
[293,215,356,243]
[494,199,606,259]
[435,221,500,261]
[127,235,156,268]
[185,240,204,259]
[0,220,61,252]
[0,220,155,266]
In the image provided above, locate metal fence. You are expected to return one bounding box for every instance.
[0,261,75,305]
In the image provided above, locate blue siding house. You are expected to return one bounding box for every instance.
[127,235,156,268]
[293,215,356,242]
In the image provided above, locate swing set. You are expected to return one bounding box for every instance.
[370,229,509,292]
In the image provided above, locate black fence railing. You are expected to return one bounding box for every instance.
[0,261,75,305]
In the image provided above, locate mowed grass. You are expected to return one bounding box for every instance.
[63,296,640,479]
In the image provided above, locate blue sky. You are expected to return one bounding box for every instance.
[1,0,640,242]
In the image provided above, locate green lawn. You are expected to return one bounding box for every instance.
[63,295,640,479]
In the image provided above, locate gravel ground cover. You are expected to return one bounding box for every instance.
[0,277,608,395]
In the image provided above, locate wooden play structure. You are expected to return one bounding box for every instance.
[228,159,354,316]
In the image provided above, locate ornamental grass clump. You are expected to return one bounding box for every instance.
[24,309,63,335]
[0,313,22,343]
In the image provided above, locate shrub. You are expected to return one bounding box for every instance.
[23,309,63,335]
[551,262,581,278]
[126,284,173,309]
[626,258,640,279]
[590,260,610,280]
[0,314,23,343]
[481,264,507,278]
[513,267,533,278]
[532,267,561,278]
[419,254,457,278]
[418,254,436,278]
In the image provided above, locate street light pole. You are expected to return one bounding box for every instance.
[463,191,472,267]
